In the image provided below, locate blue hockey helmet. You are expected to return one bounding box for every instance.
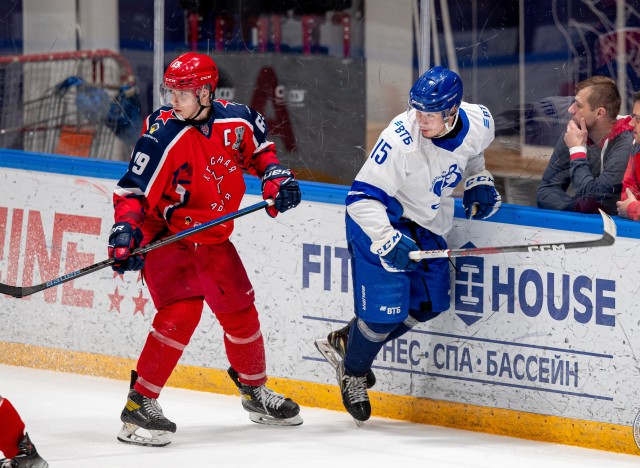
[408,66,463,114]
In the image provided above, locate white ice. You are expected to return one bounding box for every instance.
[2,364,639,468]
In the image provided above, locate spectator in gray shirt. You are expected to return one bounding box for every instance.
[537,76,633,214]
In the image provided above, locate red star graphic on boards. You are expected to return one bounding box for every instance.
[113,271,124,280]
[132,290,149,316]
[156,109,175,125]
[108,286,125,313]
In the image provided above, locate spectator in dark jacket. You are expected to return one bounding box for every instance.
[537,76,633,214]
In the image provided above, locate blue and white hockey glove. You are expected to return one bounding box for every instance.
[463,170,502,220]
[371,230,419,272]
[261,163,302,218]
[108,222,144,274]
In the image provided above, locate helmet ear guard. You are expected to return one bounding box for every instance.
[408,66,463,116]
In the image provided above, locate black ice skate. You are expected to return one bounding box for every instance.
[116,370,176,447]
[337,361,371,426]
[0,432,49,468]
[227,367,303,426]
[314,319,376,388]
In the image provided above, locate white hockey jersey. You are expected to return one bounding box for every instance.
[346,102,495,245]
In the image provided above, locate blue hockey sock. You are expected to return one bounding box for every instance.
[344,319,397,375]
[383,323,412,343]
[382,308,444,343]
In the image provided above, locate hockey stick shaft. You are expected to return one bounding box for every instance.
[409,209,616,260]
[0,199,273,298]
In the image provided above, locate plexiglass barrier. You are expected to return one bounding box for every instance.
[1,0,638,206]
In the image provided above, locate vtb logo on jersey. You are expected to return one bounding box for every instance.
[454,242,484,326]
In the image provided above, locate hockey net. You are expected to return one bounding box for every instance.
[0,49,136,158]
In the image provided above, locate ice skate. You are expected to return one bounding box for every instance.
[337,361,371,426]
[0,433,49,468]
[227,367,303,426]
[116,370,176,447]
[314,319,376,388]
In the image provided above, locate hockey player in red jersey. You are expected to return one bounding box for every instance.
[109,52,302,447]
[0,396,48,467]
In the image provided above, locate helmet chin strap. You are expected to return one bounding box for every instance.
[182,92,212,123]
[190,101,211,121]
[433,109,459,138]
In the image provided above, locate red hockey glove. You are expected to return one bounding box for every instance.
[261,163,302,218]
[108,222,144,274]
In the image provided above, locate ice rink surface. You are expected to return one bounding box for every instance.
[2,364,639,468]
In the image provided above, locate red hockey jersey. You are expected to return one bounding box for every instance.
[113,100,278,244]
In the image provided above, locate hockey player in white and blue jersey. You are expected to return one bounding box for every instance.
[315,66,501,423]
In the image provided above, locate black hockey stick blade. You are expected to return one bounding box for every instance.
[0,199,273,299]
[409,209,616,260]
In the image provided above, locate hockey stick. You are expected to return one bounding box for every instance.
[0,199,274,299]
[409,209,616,260]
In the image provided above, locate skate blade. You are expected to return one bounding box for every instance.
[116,423,173,447]
[353,417,365,428]
[248,412,303,426]
[314,338,341,370]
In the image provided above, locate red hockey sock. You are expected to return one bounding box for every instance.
[135,298,203,398]
[217,304,267,386]
[0,397,25,459]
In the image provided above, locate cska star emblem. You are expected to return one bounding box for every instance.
[200,124,210,136]
[156,109,175,125]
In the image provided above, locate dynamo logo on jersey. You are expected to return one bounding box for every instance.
[431,164,462,196]
[454,242,484,326]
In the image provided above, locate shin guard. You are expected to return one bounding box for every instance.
[135,298,203,398]
[344,319,396,375]
[217,304,267,386]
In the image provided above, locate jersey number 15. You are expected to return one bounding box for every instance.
[371,139,391,164]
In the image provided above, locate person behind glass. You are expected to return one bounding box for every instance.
[536,76,634,214]
[0,396,48,468]
[315,66,501,423]
[108,52,302,447]
[616,92,640,220]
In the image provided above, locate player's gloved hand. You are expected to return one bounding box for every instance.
[463,170,502,220]
[371,230,419,272]
[261,163,302,218]
[108,222,144,274]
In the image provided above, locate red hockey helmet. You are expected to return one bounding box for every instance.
[163,53,219,91]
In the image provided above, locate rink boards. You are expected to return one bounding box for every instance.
[1,149,640,455]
